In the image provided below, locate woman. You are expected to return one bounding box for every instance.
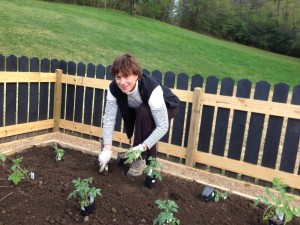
[99,53,180,176]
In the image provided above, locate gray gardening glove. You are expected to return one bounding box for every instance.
[98,148,112,173]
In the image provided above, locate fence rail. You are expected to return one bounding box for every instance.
[0,55,299,190]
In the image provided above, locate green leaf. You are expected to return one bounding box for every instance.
[68,177,101,209]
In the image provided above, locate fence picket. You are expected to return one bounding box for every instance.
[171,73,188,147]
[198,76,219,153]
[40,58,50,120]
[244,81,270,164]
[18,56,29,124]
[0,54,4,71]
[29,57,39,123]
[0,82,3,127]
[261,83,289,169]
[92,64,105,127]
[19,56,29,72]
[6,55,17,126]
[65,61,76,121]
[59,60,68,120]
[74,62,85,123]
[152,70,162,81]
[227,79,252,160]
[184,74,203,147]
[84,63,95,125]
[212,77,235,156]
[279,85,300,173]
[161,71,176,143]
[49,59,59,119]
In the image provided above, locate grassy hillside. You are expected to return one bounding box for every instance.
[0,0,299,87]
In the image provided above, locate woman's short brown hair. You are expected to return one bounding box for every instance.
[110,53,142,78]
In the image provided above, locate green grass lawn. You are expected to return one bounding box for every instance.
[0,0,299,87]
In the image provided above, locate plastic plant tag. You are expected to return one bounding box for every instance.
[148,168,153,176]
[201,186,215,202]
[89,196,94,204]
[278,213,284,221]
[30,172,35,180]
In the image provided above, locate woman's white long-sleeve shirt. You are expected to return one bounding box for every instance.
[102,81,169,149]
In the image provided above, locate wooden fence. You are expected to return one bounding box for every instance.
[0,55,299,190]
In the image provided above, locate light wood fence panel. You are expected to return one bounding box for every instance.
[0,54,299,190]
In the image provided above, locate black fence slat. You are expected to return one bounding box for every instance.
[0,55,6,126]
[0,83,3,127]
[50,59,60,72]
[183,74,204,147]
[6,83,17,126]
[198,76,219,152]
[84,63,95,125]
[68,61,76,75]
[49,83,54,119]
[261,83,289,169]
[244,81,270,164]
[39,58,50,120]
[104,65,121,132]
[93,64,105,127]
[30,57,39,72]
[152,70,162,81]
[212,77,235,156]
[74,62,85,123]
[39,82,49,120]
[18,83,28,124]
[142,68,150,76]
[29,57,39,122]
[227,79,252,160]
[163,71,176,88]
[18,56,29,124]
[61,84,66,119]
[6,55,17,71]
[279,85,300,173]
[59,60,68,74]
[19,56,29,72]
[106,65,113,80]
[169,73,188,146]
[41,58,50,72]
[59,60,68,120]
[65,61,76,121]
[0,54,4,71]
[160,71,176,143]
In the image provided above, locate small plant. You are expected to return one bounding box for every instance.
[68,177,101,211]
[214,190,227,202]
[254,178,300,225]
[144,156,163,181]
[8,157,28,186]
[0,153,6,168]
[124,146,143,164]
[53,145,65,161]
[153,199,181,225]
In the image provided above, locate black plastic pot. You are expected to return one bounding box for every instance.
[80,201,95,217]
[200,186,215,202]
[268,217,284,225]
[116,152,128,166]
[145,175,156,188]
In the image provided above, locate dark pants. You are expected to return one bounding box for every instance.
[133,104,178,164]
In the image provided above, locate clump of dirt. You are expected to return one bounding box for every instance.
[0,146,299,225]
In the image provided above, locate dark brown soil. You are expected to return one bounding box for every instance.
[0,146,298,225]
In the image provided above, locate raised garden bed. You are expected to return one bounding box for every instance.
[0,145,299,225]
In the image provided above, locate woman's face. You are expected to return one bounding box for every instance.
[115,72,138,93]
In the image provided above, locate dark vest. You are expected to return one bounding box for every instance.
[109,74,180,139]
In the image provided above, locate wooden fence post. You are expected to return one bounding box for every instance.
[185,87,203,167]
[53,69,62,132]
